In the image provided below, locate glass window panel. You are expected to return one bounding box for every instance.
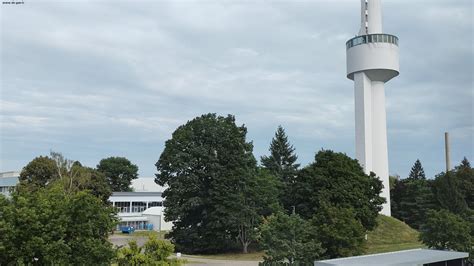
[132,202,147,213]
[148,201,163,207]
[115,202,130,213]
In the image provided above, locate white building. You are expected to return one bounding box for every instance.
[0,171,20,197]
[110,190,173,232]
[346,0,400,216]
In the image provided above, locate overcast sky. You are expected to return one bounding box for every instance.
[1,0,472,179]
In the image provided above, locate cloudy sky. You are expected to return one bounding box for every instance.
[1,0,472,179]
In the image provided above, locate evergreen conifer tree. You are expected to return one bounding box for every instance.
[454,157,473,210]
[408,159,426,180]
[261,126,300,211]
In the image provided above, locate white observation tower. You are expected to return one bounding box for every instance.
[346,0,399,216]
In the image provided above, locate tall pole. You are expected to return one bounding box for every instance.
[445,132,451,172]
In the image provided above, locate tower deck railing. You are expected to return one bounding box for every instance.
[346,34,399,49]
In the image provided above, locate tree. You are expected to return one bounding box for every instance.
[293,150,384,231]
[434,171,468,215]
[419,209,472,252]
[236,168,281,253]
[261,126,300,210]
[19,156,58,186]
[408,159,426,180]
[16,152,111,203]
[311,206,366,259]
[97,157,139,192]
[455,157,474,209]
[0,182,117,265]
[260,212,324,264]
[155,114,275,254]
[391,177,438,229]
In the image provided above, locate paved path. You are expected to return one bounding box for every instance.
[181,256,260,266]
[109,234,148,247]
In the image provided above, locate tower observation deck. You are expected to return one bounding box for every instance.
[346,0,399,216]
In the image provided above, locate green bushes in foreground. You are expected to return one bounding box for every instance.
[116,235,184,266]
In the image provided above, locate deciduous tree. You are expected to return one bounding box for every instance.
[97,157,139,192]
[420,209,472,253]
[260,212,324,264]
[293,150,384,231]
[0,183,116,265]
[155,114,276,253]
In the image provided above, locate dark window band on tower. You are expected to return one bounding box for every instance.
[346,34,399,49]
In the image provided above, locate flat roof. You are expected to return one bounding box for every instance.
[111,191,162,197]
[314,249,469,266]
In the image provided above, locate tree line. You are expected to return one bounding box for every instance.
[391,158,473,253]
[154,113,385,264]
[0,152,141,264]
[1,112,472,264]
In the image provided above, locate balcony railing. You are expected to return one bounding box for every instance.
[346,34,399,49]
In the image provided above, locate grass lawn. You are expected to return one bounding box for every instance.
[365,215,425,254]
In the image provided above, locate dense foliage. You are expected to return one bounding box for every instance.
[408,159,426,180]
[155,114,279,253]
[0,153,117,265]
[293,150,384,231]
[391,177,437,229]
[19,156,58,186]
[392,159,473,230]
[261,126,300,211]
[260,212,324,264]
[419,209,472,252]
[391,158,473,257]
[116,236,182,266]
[0,183,116,265]
[97,157,139,192]
[310,206,366,258]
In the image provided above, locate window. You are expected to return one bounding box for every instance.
[115,202,130,213]
[132,202,147,213]
[383,35,388,43]
[148,201,163,207]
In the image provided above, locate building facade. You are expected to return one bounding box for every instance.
[0,171,20,197]
[110,191,173,231]
[0,172,171,231]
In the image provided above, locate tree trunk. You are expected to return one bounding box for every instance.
[243,242,249,254]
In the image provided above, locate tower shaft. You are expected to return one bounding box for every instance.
[346,0,399,216]
[354,72,390,215]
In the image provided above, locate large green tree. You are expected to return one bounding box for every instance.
[16,153,111,203]
[19,156,58,186]
[155,114,277,254]
[0,183,117,265]
[97,157,139,192]
[433,171,468,215]
[455,157,474,209]
[311,206,366,259]
[261,126,300,211]
[293,150,384,231]
[419,209,472,253]
[391,177,438,229]
[391,159,438,229]
[260,212,324,264]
